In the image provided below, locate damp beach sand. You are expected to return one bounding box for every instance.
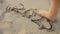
[0,0,60,34]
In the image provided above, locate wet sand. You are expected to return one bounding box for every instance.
[0,0,60,34]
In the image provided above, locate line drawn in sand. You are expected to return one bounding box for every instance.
[1,3,57,32]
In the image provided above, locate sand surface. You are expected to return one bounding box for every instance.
[0,0,60,34]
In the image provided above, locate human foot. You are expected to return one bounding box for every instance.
[35,9,56,21]
[34,9,57,31]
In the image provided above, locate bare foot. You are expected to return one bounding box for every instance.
[35,9,50,19]
[35,9,56,21]
[34,9,56,30]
